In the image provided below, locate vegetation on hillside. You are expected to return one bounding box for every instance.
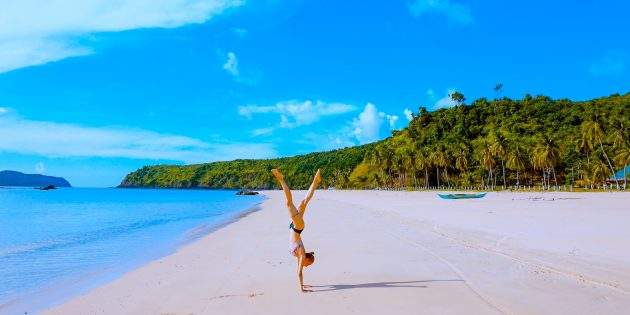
[120,145,372,189]
[120,92,630,190]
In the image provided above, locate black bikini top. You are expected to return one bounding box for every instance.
[289,222,304,234]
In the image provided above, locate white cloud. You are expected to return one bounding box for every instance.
[0,0,243,73]
[403,108,413,121]
[352,103,383,144]
[385,114,399,129]
[232,27,248,37]
[433,89,458,109]
[0,107,8,115]
[377,110,399,130]
[251,127,275,137]
[223,51,239,77]
[238,100,356,128]
[300,132,356,151]
[0,112,276,163]
[590,52,627,76]
[409,0,473,25]
[0,38,92,74]
[218,50,261,85]
[35,162,46,174]
[426,88,435,100]
[293,102,400,150]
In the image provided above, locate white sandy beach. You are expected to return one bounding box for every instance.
[43,190,630,315]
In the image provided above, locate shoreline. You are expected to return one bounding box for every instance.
[0,197,265,315]
[177,202,265,250]
[116,185,630,193]
[42,190,630,314]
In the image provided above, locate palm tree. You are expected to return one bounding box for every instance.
[591,158,609,188]
[581,120,619,189]
[571,160,592,188]
[490,133,508,189]
[532,135,560,189]
[494,83,503,98]
[391,150,406,189]
[610,124,627,150]
[450,143,469,188]
[381,146,395,188]
[579,158,608,190]
[578,129,594,165]
[369,148,383,188]
[611,125,629,189]
[506,143,527,188]
[403,146,418,189]
[615,144,630,190]
[478,139,496,189]
[454,145,469,173]
[397,154,406,188]
[532,150,547,189]
[450,91,466,105]
[431,146,448,189]
[397,143,417,189]
[579,162,594,189]
[414,147,431,190]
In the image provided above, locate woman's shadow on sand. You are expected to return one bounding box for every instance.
[309,279,462,292]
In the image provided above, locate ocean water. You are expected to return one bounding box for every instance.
[0,187,263,314]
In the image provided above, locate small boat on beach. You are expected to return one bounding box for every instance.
[438,192,487,200]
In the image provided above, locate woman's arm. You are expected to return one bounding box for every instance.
[298,169,321,215]
[297,256,310,292]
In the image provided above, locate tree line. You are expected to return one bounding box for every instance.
[120,92,630,191]
[357,92,630,191]
[120,145,371,189]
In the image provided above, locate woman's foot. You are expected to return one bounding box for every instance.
[314,169,321,185]
[271,169,284,181]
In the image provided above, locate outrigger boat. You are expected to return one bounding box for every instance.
[437,192,487,200]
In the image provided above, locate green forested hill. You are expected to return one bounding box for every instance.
[120,145,373,189]
[120,92,630,190]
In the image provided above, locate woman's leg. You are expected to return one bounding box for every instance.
[272,169,299,219]
[298,169,321,215]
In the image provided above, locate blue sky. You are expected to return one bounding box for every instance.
[0,0,628,187]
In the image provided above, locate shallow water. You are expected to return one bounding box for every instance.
[0,187,263,314]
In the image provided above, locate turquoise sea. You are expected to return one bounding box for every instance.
[0,188,263,314]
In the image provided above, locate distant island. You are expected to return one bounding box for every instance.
[120,92,630,191]
[0,170,72,188]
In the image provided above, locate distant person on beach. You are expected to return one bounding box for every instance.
[271,168,321,292]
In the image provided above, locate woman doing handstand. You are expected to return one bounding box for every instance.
[271,168,321,292]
